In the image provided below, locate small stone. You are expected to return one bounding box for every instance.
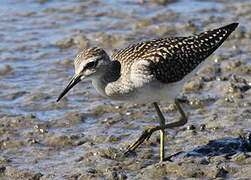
[125,112,131,116]
[39,128,45,133]
[27,138,38,144]
[63,112,86,122]
[55,38,74,48]
[73,34,89,49]
[213,55,224,63]
[187,125,196,130]
[87,168,97,174]
[0,156,10,163]
[183,80,203,92]
[200,124,206,131]
[115,105,121,109]
[25,113,36,119]
[0,166,6,173]
[74,157,84,162]
[152,0,177,5]
[0,64,11,75]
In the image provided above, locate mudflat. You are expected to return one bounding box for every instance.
[0,0,251,179]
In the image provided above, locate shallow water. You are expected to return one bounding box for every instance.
[1,0,251,179]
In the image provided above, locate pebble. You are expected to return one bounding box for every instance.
[0,65,11,75]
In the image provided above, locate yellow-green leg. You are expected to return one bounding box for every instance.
[125,99,188,161]
[153,102,165,161]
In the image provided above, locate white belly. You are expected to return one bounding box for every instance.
[92,59,209,104]
[118,59,209,104]
[124,79,183,104]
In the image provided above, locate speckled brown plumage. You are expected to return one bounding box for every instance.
[112,23,238,83]
[57,23,238,162]
[58,23,238,104]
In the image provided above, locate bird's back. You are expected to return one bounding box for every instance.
[112,23,238,83]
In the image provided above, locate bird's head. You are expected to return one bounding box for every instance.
[57,47,110,102]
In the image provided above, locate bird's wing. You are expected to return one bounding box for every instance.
[112,23,238,84]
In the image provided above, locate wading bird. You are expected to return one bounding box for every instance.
[57,23,238,161]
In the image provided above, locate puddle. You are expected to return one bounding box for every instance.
[187,133,251,157]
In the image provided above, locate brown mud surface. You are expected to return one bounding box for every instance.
[1,0,251,179]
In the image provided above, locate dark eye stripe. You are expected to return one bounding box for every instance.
[85,61,96,69]
[83,60,99,71]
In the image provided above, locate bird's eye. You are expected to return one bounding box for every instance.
[85,61,97,69]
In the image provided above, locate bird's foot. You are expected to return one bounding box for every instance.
[124,126,159,156]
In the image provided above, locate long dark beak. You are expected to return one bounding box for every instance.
[57,74,82,102]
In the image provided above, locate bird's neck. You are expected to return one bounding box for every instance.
[92,61,120,97]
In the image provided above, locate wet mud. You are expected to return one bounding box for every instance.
[1,0,251,179]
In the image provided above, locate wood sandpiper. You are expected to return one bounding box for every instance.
[57,23,238,162]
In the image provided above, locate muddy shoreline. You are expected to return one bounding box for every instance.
[1,0,251,179]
